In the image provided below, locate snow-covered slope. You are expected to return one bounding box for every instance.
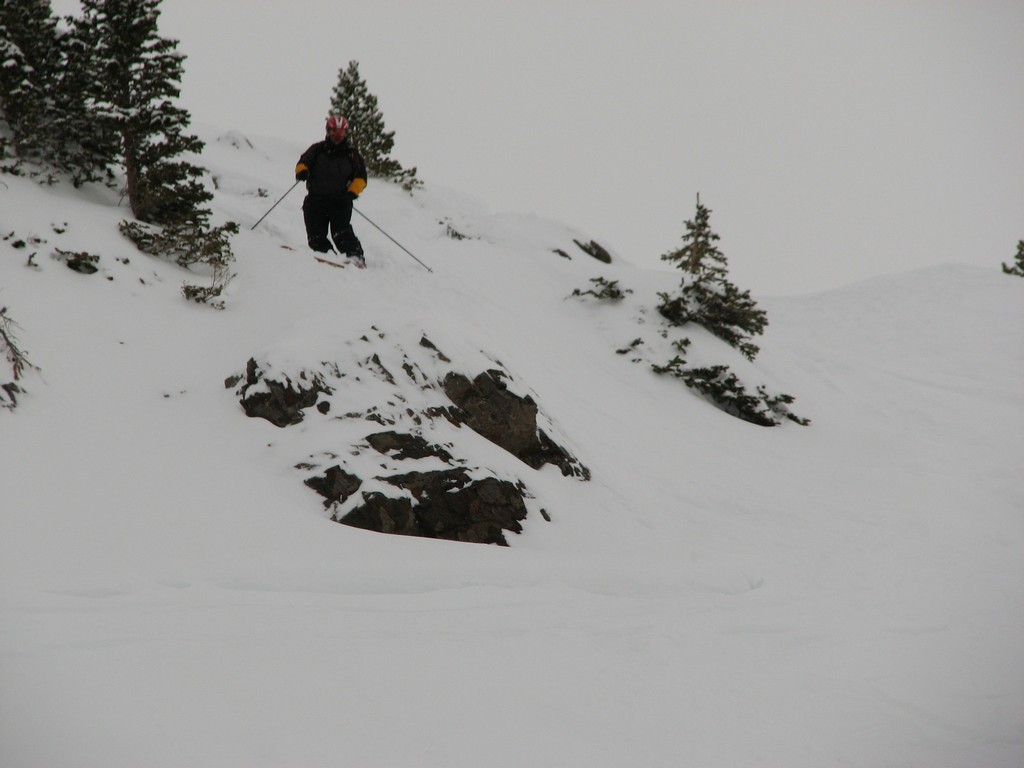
[2,126,1022,768]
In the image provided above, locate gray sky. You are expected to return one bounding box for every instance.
[53,0,1024,294]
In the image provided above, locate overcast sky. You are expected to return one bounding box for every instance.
[51,0,1024,294]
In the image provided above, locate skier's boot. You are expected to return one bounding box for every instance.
[308,236,333,253]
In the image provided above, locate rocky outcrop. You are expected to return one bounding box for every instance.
[230,358,330,427]
[230,329,588,545]
[339,469,527,546]
[303,465,362,508]
[573,238,613,264]
[443,370,589,479]
[365,430,453,463]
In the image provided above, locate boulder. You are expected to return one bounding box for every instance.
[443,370,588,478]
[234,358,329,428]
[340,468,527,545]
[573,238,613,264]
[304,465,362,508]
[365,431,453,463]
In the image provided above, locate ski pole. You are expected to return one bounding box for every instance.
[250,180,300,231]
[353,205,432,273]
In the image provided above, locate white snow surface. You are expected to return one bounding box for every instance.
[1,127,1023,768]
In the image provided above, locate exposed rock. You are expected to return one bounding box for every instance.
[339,468,527,545]
[443,370,537,455]
[232,331,588,546]
[365,431,453,463]
[366,353,395,384]
[418,334,451,362]
[217,130,255,150]
[339,492,420,537]
[304,465,363,508]
[442,370,589,478]
[236,357,329,428]
[573,238,613,264]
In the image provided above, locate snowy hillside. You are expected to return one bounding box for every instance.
[2,125,1023,768]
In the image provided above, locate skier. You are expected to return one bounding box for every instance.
[294,115,368,266]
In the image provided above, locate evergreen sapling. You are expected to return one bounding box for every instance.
[572,276,633,301]
[1002,240,1024,277]
[651,194,806,426]
[658,194,766,361]
[330,60,420,191]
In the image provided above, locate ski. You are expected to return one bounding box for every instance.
[314,255,365,269]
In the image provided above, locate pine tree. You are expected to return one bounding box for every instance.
[71,0,211,225]
[329,60,420,191]
[0,0,114,183]
[0,0,106,183]
[646,195,805,425]
[69,0,236,306]
[658,194,767,361]
[0,0,58,162]
[1002,240,1024,277]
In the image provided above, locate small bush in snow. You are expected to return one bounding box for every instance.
[0,305,38,409]
[181,271,232,311]
[572,277,633,301]
[1002,240,1024,278]
[120,220,238,271]
[54,248,101,274]
[651,340,808,426]
[120,219,238,309]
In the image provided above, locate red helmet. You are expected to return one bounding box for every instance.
[326,115,348,139]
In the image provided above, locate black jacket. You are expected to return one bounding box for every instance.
[295,138,367,197]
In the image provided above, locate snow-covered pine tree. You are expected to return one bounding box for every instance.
[1002,240,1024,277]
[658,194,767,361]
[329,60,420,191]
[647,195,805,426]
[71,0,210,226]
[69,0,236,306]
[0,0,108,183]
[0,0,53,165]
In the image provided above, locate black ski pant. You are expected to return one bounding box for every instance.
[302,193,363,256]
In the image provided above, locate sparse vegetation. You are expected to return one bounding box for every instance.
[120,219,238,309]
[54,248,101,274]
[0,305,38,410]
[564,194,807,426]
[1002,240,1024,277]
[572,277,633,301]
[653,352,808,426]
